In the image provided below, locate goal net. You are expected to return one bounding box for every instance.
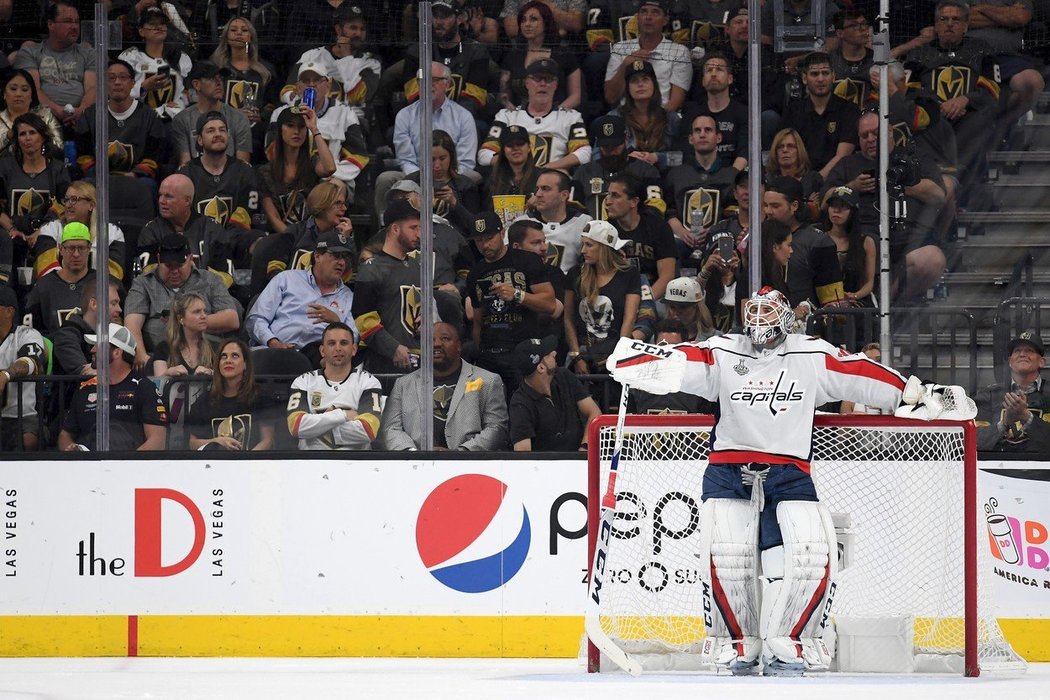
[585,414,1026,676]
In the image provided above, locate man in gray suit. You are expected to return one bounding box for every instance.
[379,322,508,451]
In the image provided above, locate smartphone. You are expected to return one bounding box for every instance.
[718,234,733,261]
[156,62,170,76]
[303,86,317,110]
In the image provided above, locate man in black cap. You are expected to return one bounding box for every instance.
[509,335,601,451]
[464,211,556,395]
[976,330,1050,453]
[0,285,45,451]
[479,58,591,171]
[125,231,241,368]
[572,111,665,222]
[171,61,253,166]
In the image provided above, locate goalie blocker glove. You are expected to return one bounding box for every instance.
[606,337,687,395]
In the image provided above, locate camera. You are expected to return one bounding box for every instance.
[885,145,921,196]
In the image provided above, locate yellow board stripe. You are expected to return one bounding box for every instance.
[0,615,1045,659]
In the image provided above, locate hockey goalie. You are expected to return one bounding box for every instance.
[603,287,977,677]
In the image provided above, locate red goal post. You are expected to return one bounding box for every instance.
[585,414,1025,676]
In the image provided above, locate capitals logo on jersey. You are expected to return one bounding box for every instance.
[729,370,805,416]
[683,188,721,229]
[933,65,970,101]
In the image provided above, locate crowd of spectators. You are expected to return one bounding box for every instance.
[0,0,1044,452]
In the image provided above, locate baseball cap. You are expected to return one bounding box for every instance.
[335,4,365,22]
[469,211,504,239]
[187,61,222,82]
[1008,329,1046,356]
[61,221,92,244]
[139,6,169,26]
[432,0,456,14]
[826,185,859,209]
[663,276,704,304]
[384,198,421,225]
[525,58,560,79]
[315,230,353,255]
[298,61,330,80]
[0,285,17,311]
[387,179,422,200]
[581,220,628,250]
[276,107,307,128]
[157,232,191,265]
[515,335,558,377]
[726,6,748,22]
[639,0,669,12]
[592,114,626,146]
[500,124,530,148]
[85,323,138,356]
[624,59,657,84]
[195,110,227,135]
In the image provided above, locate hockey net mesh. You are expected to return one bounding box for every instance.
[589,416,1025,673]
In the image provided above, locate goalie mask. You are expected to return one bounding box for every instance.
[743,287,793,350]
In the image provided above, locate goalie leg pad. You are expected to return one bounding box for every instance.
[760,501,838,673]
[698,498,761,672]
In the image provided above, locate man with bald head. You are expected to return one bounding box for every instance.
[136,173,233,275]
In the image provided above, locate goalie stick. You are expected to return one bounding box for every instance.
[585,384,643,676]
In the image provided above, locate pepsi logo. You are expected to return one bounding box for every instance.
[415,474,531,593]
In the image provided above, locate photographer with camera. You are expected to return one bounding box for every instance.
[823,111,946,302]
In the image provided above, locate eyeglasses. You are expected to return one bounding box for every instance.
[63,195,92,205]
[60,244,90,254]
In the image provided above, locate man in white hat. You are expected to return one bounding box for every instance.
[58,323,168,451]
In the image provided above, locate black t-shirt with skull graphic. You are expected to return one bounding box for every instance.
[465,248,550,352]
[567,264,641,348]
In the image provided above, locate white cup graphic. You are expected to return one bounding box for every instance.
[986,513,1021,565]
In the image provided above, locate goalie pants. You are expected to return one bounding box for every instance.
[701,463,818,551]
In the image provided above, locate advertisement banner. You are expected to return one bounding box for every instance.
[979,467,1050,617]
[0,460,589,616]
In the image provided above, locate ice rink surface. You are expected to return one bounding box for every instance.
[0,658,1045,700]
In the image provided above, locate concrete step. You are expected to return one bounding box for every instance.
[987,151,1050,177]
[957,210,1050,238]
[991,178,1050,208]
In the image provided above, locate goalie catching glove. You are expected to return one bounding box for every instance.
[605,337,687,395]
[894,375,977,420]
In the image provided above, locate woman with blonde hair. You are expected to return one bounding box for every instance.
[188,338,275,451]
[565,221,641,374]
[34,180,126,280]
[767,128,823,219]
[151,292,217,377]
[210,15,275,157]
[250,179,353,297]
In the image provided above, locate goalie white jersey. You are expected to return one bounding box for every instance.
[675,333,906,471]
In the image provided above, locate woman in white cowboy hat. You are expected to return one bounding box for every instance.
[564,220,641,375]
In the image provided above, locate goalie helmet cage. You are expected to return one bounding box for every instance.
[586,414,1026,677]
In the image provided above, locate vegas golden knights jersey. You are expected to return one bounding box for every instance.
[75,101,167,178]
[904,37,1002,113]
[352,251,425,374]
[25,269,97,336]
[479,107,592,168]
[179,158,265,231]
[586,0,645,50]
[663,157,738,229]
[0,158,68,224]
[670,0,743,49]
